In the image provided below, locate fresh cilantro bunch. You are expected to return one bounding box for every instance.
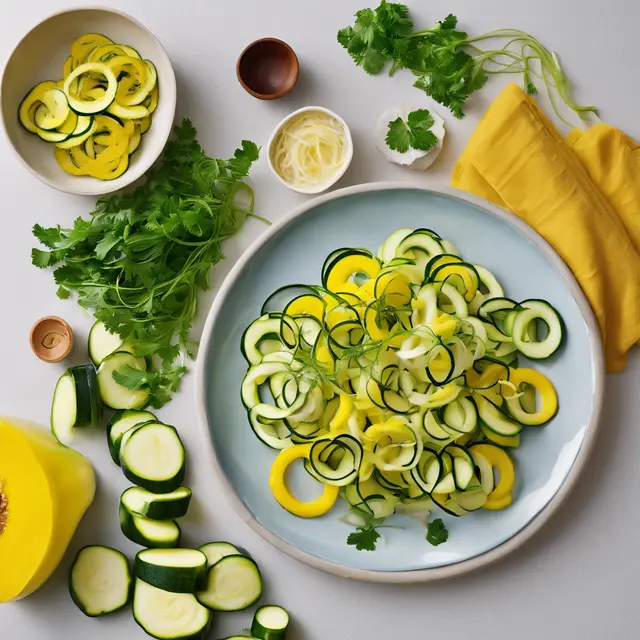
[338,1,597,122]
[32,119,263,408]
[386,108,437,153]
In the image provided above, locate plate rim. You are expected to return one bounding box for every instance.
[194,181,604,583]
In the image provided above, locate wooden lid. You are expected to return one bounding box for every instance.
[30,316,73,363]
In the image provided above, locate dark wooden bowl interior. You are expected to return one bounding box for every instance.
[238,39,299,99]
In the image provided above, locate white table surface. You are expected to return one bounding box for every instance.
[1,1,639,638]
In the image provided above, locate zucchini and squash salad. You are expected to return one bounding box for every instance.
[18,33,158,180]
[240,227,563,545]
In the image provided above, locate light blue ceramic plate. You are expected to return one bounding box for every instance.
[195,183,604,583]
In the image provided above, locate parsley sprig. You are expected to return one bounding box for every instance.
[338,2,597,122]
[426,518,449,546]
[32,119,264,408]
[386,108,437,153]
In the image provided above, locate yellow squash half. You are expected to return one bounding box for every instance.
[0,417,95,602]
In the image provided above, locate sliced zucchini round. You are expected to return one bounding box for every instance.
[251,605,290,640]
[120,422,186,493]
[107,409,156,464]
[133,579,212,640]
[198,542,242,569]
[50,365,101,445]
[97,350,149,410]
[119,503,181,548]
[69,546,132,617]
[135,548,208,594]
[88,319,126,365]
[196,555,262,612]
[64,62,118,114]
[121,486,192,521]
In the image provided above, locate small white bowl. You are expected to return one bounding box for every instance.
[266,106,353,195]
[0,7,176,196]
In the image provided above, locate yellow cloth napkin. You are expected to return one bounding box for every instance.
[452,83,640,372]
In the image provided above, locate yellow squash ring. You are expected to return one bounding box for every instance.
[506,367,558,425]
[269,444,339,518]
[471,444,515,503]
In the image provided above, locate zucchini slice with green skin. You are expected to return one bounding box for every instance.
[133,579,212,640]
[120,422,186,493]
[107,409,156,464]
[475,394,523,436]
[89,319,127,365]
[50,365,101,444]
[198,542,242,568]
[251,605,291,640]
[18,80,58,133]
[135,548,208,594]
[196,555,262,611]
[64,62,118,114]
[69,546,132,617]
[121,486,192,520]
[119,504,181,548]
[511,299,564,359]
[36,126,70,143]
[55,120,97,149]
[33,88,70,130]
[97,350,149,410]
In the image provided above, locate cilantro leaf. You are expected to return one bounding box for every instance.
[32,119,264,409]
[426,518,449,546]
[386,109,437,153]
[33,224,62,249]
[31,248,54,269]
[347,526,381,551]
[439,14,458,30]
[112,365,187,410]
[56,285,70,300]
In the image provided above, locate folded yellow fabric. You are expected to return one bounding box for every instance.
[566,125,640,255]
[452,83,640,372]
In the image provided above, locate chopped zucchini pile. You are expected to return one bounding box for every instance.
[60,330,289,640]
[240,227,564,537]
[18,33,158,180]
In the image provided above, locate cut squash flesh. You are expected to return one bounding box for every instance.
[0,417,95,602]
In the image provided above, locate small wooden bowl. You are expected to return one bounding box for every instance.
[237,38,299,100]
[30,316,73,363]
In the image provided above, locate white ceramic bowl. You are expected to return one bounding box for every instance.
[267,106,353,194]
[0,7,176,196]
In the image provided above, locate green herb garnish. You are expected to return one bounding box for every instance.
[347,525,382,552]
[32,119,264,408]
[426,518,449,546]
[338,1,598,122]
[386,108,437,153]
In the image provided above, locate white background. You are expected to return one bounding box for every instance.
[1,1,639,639]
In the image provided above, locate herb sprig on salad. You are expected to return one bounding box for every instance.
[32,119,264,408]
[338,1,598,122]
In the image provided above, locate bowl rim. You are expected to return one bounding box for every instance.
[236,37,299,100]
[194,180,605,583]
[0,5,176,196]
[266,105,354,195]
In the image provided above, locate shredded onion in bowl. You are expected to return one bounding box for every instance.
[271,111,345,189]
